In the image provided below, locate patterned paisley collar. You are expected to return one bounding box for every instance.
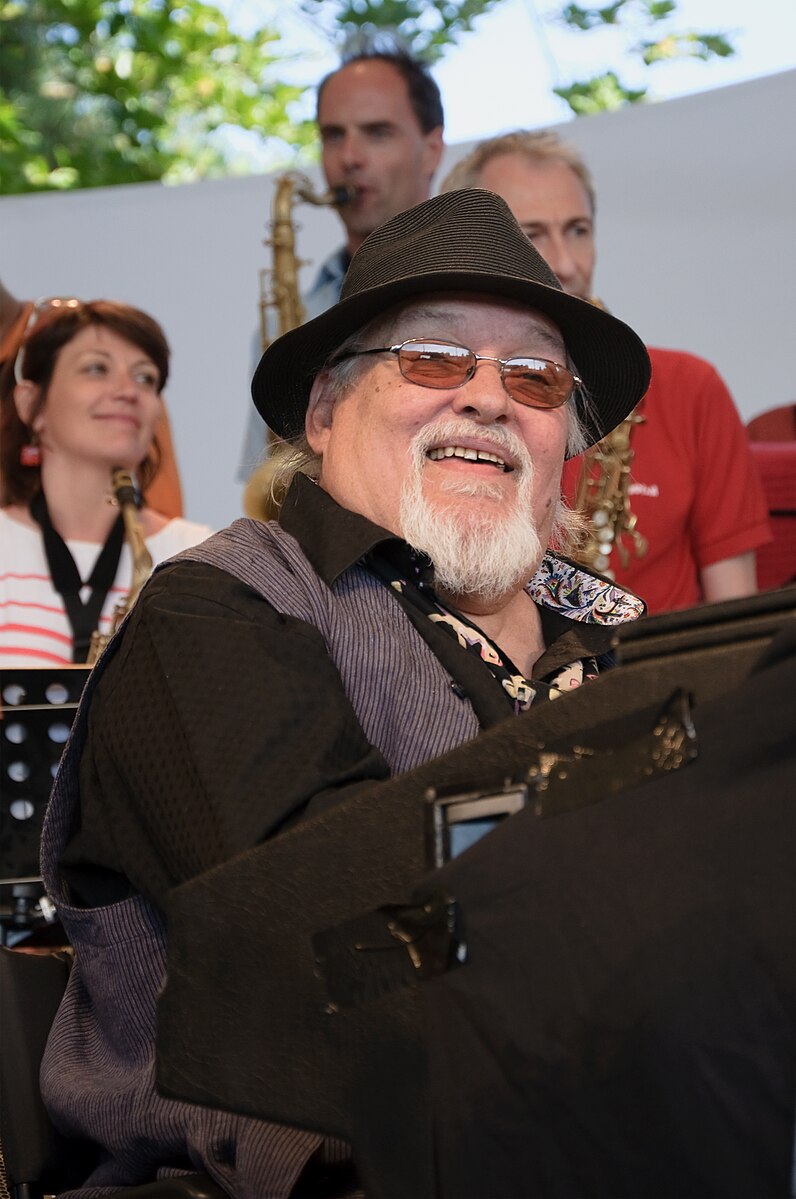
[374,550,643,716]
[527,551,645,625]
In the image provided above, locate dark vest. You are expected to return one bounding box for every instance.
[39,519,482,1193]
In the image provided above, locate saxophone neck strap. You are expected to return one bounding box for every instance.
[29,490,125,663]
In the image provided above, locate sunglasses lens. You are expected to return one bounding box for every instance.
[503,360,572,409]
[394,341,574,407]
[14,297,83,383]
[398,342,473,388]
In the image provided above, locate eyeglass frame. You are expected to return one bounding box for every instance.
[13,297,83,385]
[331,337,582,410]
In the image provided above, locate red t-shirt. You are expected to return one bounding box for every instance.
[562,347,771,614]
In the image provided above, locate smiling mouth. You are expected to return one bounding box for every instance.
[426,445,512,472]
[96,414,140,427]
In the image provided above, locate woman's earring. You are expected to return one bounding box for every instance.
[20,434,41,467]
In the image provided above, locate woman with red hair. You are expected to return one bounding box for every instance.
[0,298,211,666]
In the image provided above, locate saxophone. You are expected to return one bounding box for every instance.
[570,298,648,579]
[244,172,354,522]
[572,407,647,577]
[86,468,153,664]
[260,171,355,343]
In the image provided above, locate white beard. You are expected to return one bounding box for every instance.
[399,419,543,602]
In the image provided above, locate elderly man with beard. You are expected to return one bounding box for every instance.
[39,190,652,1196]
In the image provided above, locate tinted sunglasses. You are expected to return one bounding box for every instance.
[333,338,581,410]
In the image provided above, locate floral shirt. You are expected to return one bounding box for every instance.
[369,548,645,715]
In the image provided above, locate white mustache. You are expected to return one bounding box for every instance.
[400,417,543,601]
[409,418,533,474]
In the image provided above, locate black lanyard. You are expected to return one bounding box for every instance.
[29,490,125,663]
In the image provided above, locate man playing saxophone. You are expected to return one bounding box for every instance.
[239,37,445,476]
[441,131,771,614]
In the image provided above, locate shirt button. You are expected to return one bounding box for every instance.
[450,682,467,699]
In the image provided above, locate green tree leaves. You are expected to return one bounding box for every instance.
[294,0,505,62]
[554,0,735,112]
[0,0,311,193]
[555,71,646,114]
[0,0,737,194]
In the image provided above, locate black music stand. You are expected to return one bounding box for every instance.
[0,667,89,945]
[156,590,795,1197]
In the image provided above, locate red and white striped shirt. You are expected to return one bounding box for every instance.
[0,509,213,666]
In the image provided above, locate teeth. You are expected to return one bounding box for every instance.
[427,445,508,469]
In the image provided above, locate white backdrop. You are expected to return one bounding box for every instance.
[2,69,793,530]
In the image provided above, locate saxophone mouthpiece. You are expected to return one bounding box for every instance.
[110,467,142,510]
[332,184,358,207]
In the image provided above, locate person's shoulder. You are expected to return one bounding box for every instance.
[147,517,296,599]
[645,346,731,409]
[0,506,37,543]
[147,517,214,556]
[304,246,348,316]
[647,345,723,382]
[137,553,270,627]
[312,244,348,281]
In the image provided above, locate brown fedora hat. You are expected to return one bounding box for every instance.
[252,188,650,450]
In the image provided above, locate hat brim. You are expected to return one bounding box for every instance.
[252,268,651,454]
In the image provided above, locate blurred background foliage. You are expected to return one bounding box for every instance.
[0,0,734,193]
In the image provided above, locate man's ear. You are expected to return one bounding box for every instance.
[13,380,42,429]
[305,372,335,454]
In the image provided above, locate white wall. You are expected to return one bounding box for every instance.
[2,69,793,530]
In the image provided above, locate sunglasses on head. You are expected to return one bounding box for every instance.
[333,338,581,410]
[13,297,82,384]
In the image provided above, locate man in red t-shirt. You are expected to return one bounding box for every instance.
[441,133,770,614]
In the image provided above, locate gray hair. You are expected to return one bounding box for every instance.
[440,129,596,217]
[258,325,378,519]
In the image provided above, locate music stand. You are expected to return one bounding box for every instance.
[0,667,89,945]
